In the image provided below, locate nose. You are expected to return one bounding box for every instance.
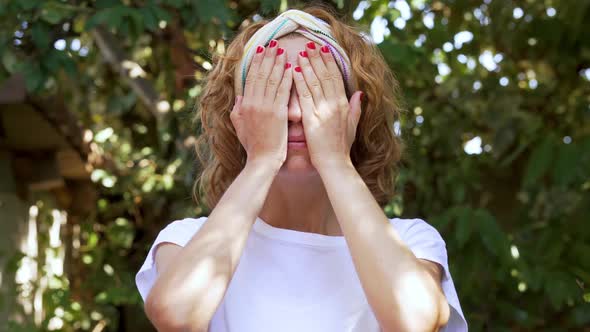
[287,86,302,124]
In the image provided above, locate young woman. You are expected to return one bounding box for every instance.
[136,6,468,332]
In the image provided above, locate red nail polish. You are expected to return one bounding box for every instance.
[360,92,365,101]
[285,62,291,69]
[299,51,308,58]
[294,66,302,72]
[256,45,264,54]
[269,39,277,48]
[321,45,330,53]
[306,41,316,50]
[276,47,284,55]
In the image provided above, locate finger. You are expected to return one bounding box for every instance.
[273,62,293,113]
[231,95,242,113]
[297,49,326,106]
[293,65,316,118]
[244,45,265,99]
[265,47,286,101]
[230,95,242,126]
[305,41,336,99]
[254,39,279,101]
[348,91,363,130]
[236,95,243,111]
[319,44,347,99]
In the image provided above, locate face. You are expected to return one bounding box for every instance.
[276,35,318,178]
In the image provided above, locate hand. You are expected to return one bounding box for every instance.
[292,41,363,172]
[231,40,293,168]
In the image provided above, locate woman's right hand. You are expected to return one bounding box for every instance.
[231,39,293,168]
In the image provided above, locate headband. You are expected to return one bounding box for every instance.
[235,9,355,96]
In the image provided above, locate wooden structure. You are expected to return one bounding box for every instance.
[0,73,95,325]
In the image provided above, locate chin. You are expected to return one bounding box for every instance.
[277,155,318,177]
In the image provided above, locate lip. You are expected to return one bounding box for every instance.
[288,135,306,142]
[288,141,307,149]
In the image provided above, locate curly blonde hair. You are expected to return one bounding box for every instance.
[192,4,405,211]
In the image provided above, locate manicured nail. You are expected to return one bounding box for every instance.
[306,41,316,50]
[294,66,302,72]
[360,91,365,101]
[276,47,284,56]
[256,45,264,54]
[299,51,308,58]
[269,39,277,48]
[321,45,330,53]
[285,62,291,69]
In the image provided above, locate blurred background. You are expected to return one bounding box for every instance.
[0,0,589,331]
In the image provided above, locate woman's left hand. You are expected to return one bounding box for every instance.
[293,41,364,173]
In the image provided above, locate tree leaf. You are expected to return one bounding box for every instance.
[40,1,70,24]
[19,61,44,92]
[261,0,281,15]
[454,205,473,247]
[18,0,39,10]
[194,0,231,24]
[139,6,158,31]
[31,23,50,50]
[476,208,508,260]
[1,49,19,73]
[151,5,173,23]
[551,142,580,187]
[522,135,555,188]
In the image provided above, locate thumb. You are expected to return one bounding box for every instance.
[232,95,243,112]
[348,91,363,129]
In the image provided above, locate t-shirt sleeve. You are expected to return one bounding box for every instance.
[395,218,468,332]
[135,217,208,303]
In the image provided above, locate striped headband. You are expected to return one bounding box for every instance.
[235,9,355,96]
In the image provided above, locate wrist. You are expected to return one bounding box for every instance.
[315,157,355,177]
[245,157,283,175]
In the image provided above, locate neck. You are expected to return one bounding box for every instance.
[258,172,342,236]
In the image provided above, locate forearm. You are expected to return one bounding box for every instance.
[149,159,281,331]
[318,161,445,332]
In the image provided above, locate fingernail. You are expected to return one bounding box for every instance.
[256,45,264,54]
[294,66,302,73]
[269,39,277,48]
[285,62,291,69]
[360,91,365,101]
[306,41,316,50]
[276,47,284,56]
[321,45,330,53]
[299,51,308,58]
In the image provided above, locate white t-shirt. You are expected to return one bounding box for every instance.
[136,216,468,332]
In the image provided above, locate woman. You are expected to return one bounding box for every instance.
[136,6,468,332]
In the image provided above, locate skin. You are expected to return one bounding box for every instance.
[259,35,344,236]
[146,34,451,332]
[256,35,451,331]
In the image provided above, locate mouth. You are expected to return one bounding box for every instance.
[287,141,307,149]
[287,130,306,145]
[287,135,306,143]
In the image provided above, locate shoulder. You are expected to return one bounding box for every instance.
[388,217,448,275]
[388,217,446,247]
[155,216,209,247]
[163,216,208,231]
[135,216,209,302]
[389,217,468,331]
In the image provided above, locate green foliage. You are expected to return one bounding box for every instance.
[1,0,589,331]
